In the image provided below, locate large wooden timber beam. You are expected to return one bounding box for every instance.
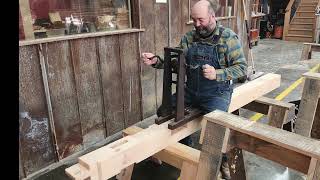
[196,110,320,180]
[122,126,200,170]
[122,126,200,180]
[65,73,281,180]
[199,73,281,144]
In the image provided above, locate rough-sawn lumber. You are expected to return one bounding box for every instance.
[65,73,281,180]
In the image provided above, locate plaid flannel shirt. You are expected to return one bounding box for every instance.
[152,26,248,82]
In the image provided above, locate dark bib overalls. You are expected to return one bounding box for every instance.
[183,29,233,114]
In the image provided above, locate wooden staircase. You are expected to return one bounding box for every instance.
[284,0,319,42]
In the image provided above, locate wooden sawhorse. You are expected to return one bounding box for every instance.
[118,95,296,180]
[300,43,320,61]
[197,110,320,180]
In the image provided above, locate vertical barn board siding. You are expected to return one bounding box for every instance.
[70,38,105,148]
[119,33,142,127]
[131,0,140,28]
[19,46,48,117]
[139,0,157,118]
[154,2,169,108]
[244,0,250,60]
[97,35,126,136]
[170,0,183,46]
[235,0,249,60]
[181,0,191,35]
[44,41,83,159]
[19,45,56,175]
[19,150,25,179]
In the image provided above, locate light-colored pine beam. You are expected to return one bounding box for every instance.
[66,73,281,180]
[199,73,281,144]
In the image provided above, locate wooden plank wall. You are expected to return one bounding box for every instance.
[19,33,142,176]
[19,0,248,177]
[19,45,56,175]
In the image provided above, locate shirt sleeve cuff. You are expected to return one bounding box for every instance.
[151,57,164,69]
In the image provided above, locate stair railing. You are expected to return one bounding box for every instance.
[283,0,299,40]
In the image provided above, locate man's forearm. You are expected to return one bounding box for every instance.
[216,60,248,81]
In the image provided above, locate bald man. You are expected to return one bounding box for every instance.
[142,1,247,179]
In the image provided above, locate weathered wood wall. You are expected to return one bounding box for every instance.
[19,0,250,177]
[19,33,142,176]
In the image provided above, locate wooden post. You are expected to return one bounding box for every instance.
[268,105,289,129]
[283,0,295,40]
[301,44,312,61]
[295,73,320,137]
[307,158,320,180]
[300,43,320,61]
[180,161,198,180]
[196,122,230,180]
[227,147,246,179]
[311,99,320,139]
[19,0,35,40]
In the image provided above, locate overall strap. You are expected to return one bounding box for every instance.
[212,26,225,44]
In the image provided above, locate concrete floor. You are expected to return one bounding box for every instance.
[35,39,320,180]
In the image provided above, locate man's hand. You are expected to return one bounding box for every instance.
[142,52,157,66]
[202,64,217,80]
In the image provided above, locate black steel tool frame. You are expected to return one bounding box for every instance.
[155,47,202,130]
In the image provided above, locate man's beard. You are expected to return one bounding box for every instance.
[195,22,215,38]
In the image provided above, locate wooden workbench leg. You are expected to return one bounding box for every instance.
[295,78,320,137]
[267,106,288,128]
[227,147,246,180]
[180,161,198,180]
[311,100,320,139]
[227,110,246,179]
[196,122,230,180]
[307,158,320,180]
[116,164,134,180]
[300,44,312,60]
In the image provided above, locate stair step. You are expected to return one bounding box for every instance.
[299,6,317,11]
[289,28,313,31]
[300,4,317,6]
[295,11,316,16]
[285,35,313,42]
[294,16,315,18]
[290,23,314,29]
[291,22,314,25]
[286,34,313,38]
[288,29,314,35]
[292,16,315,23]
[302,1,319,3]
[296,10,316,13]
